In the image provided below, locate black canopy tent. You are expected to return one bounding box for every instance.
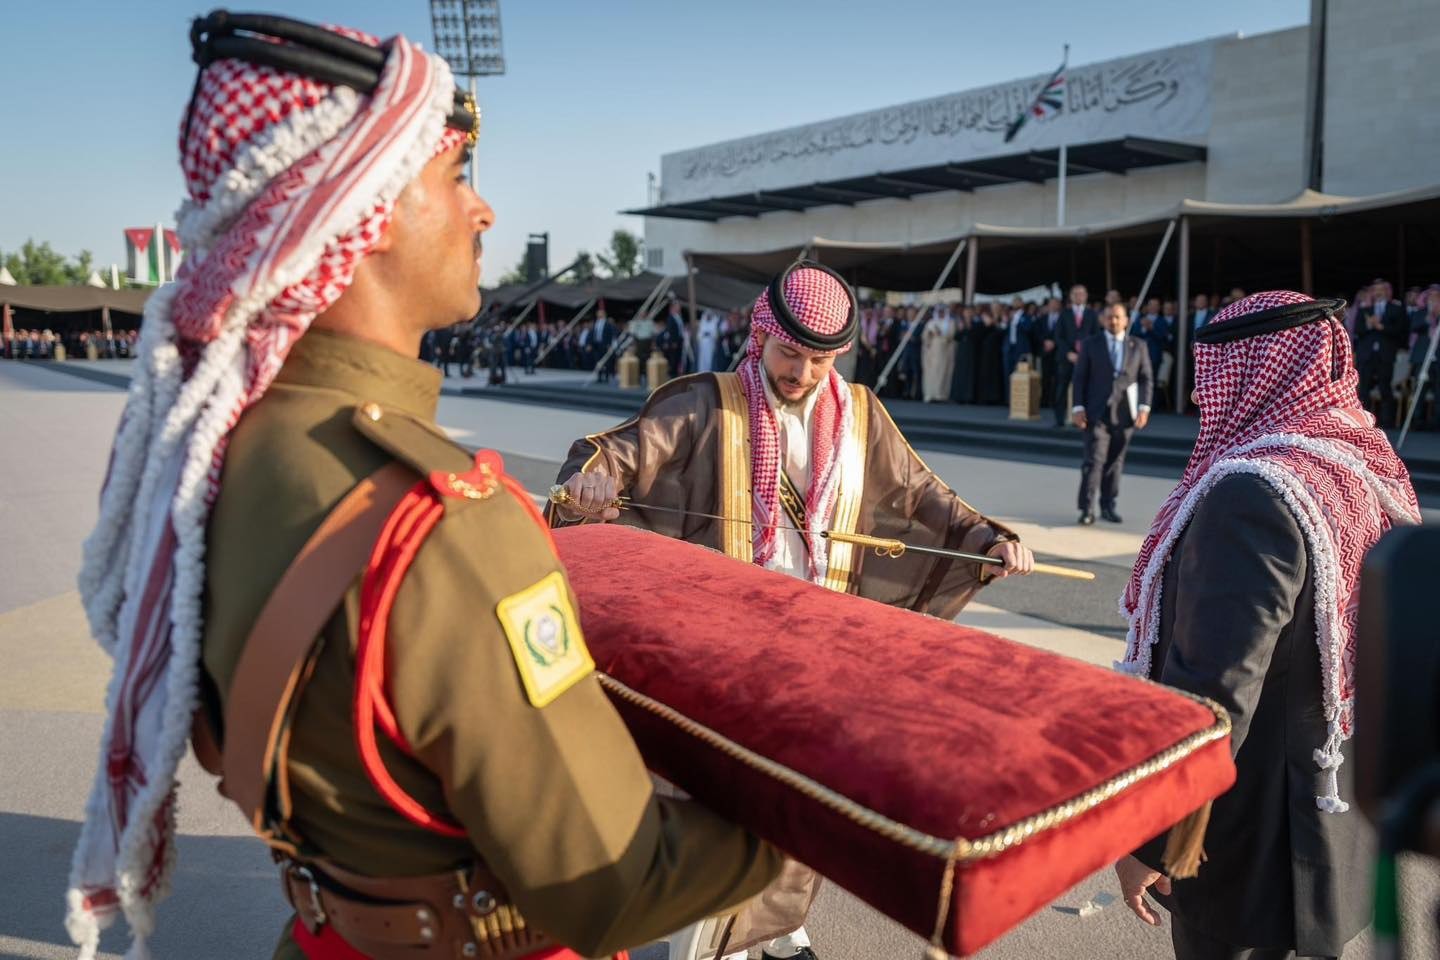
[685,182,1440,410]
[684,183,1440,303]
[0,286,152,334]
[480,270,763,319]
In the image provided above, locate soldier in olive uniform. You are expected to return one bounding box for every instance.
[68,13,779,960]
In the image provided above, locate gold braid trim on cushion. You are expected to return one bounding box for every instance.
[597,673,1231,864]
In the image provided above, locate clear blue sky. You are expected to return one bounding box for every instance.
[0,0,1308,281]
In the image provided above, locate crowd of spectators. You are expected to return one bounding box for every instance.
[413,278,1440,433]
[419,296,756,384]
[19,278,1433,433]
[851,278,1440,431]
[1,328,140,360]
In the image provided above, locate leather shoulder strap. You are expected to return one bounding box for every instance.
[221,461,418,835]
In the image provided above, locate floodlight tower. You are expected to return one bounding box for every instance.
[429,0,506,189]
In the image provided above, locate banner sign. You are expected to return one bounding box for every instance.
[660,38,1218,204]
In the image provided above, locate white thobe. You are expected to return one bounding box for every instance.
[760,375,823,580]
[697,312,723,372]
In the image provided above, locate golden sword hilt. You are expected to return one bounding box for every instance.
[548,484,626,511]
[825,531,907,558]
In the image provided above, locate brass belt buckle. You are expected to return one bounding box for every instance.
[293,864,327,927]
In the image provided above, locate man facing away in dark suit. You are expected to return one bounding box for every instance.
[1112,291,1421,960]
[1054,283,1100,427]
[1072,303,1152,524]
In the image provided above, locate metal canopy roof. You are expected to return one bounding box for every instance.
[624,137,1207,222]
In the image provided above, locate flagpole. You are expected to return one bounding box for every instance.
[1005,44,1070,225]
[1057,44,1070,227]
[1057,142,1068,227]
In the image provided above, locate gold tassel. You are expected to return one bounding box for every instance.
[923,946,950,960]
[1161,799,1213,879]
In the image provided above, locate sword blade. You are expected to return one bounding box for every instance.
[618,502,1002,567]
[551,488,1095,581]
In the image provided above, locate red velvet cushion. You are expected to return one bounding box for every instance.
[555,525,1234,956]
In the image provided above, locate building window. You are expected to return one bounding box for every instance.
[646,247,664,270]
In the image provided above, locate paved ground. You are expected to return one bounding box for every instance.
[1,359,1434,959]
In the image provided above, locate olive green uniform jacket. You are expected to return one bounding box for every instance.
[202,331,781,958]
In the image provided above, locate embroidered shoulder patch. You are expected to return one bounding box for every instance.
[496,571,594,708]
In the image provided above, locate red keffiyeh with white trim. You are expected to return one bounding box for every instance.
[1119,291,1419,812]
[740,267,856,582]
[69,22,466,959]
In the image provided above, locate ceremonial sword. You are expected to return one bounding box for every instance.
[548,486,1095,582]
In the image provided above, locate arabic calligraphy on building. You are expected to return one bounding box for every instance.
[672,46,1205,187]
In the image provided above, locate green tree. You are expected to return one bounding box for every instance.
[67,249,96,285]
[561,251,597,284]
[495,253,529,286]
[596,229,643,279]
[1,240,99,285]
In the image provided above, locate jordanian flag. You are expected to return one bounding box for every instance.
[1005,46,1068,143]
[125,225,182,284]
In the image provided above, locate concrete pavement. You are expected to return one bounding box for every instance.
[1,360,1434,960]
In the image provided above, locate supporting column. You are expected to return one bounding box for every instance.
[1300,221,1314,296]
[685,253,698,328]
[1209,236,1221,300]
[873,237,968,394]
[1397,224,1407,293]
[1134,220,1178,312]
[1104,238,1114,295]
[1176,216,1192,414]
[1056,143,1068,227]
[964,237,979,306]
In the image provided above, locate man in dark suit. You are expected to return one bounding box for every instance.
[520,320,540,374]
[1054,284,1100,427]
[1407,285,1440,431]
[658,299,688,376]
[1131,298,1173,410]
[1072,303,1152,524]
[1355,278,1409,427]
[1038,296,1062,413]
[589,306,618,382]
[1131,298,1171,370]
[1003,296,1036,389]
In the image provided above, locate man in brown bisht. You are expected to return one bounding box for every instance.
[67,11,781,960]
[551,261,1034,960]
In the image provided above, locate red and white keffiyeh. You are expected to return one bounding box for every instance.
[1119,291,1420,812]
[740,267,856,583]
[69,25,466,959]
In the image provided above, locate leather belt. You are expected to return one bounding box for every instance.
[282,858,556,960]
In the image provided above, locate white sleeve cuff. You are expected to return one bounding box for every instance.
[1071,405,1084,414]
[1139,405,1152,413]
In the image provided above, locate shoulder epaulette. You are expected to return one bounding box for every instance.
[351,401,501,507]
[352,401,471,472]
